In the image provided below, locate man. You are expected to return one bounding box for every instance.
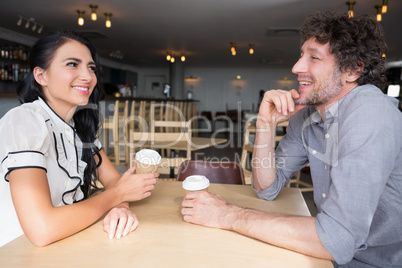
[181,11,402,267]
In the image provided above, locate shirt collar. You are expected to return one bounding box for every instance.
[34,97,75,132]
[311,85,364,123]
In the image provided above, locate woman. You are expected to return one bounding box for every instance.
[0,30,158,247]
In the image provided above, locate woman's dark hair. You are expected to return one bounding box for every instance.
[300,11,387,89]
[17,29,105,198]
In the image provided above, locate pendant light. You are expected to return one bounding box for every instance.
[105,13,112,28]
[346,1,356,18]
[90,4,98,21]
[382,0,388,14]
[77,10,85,26]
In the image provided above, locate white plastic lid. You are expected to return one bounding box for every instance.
[182,175,210,191]
[135,149,162,165]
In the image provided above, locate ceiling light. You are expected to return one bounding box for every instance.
[382,0,388,14]
[17,15,44,34]
[37,24,43,34]
[105,13,112,28]
[16,16,22,26]
[77,10,85,26]
[279,77,293,82]
[166,52,171,61]
[230,42,236,56]
[181,54,186,62]
[170,56,175,63]
[90,4,98,21]
[346,1,356,18]
[109,50,124,60]
[25,18,30,29]
[249,44,254,55]
[375,5,382,21]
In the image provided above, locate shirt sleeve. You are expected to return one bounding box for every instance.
[0,106,51,181]
[93,138,102,152]
[315,92,401,264]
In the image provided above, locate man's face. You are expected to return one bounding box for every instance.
[292,38,344,106]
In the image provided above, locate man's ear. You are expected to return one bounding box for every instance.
[33,67,47,86]
[345,63,364,83]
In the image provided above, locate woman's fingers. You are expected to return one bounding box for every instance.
[103,208,139,239]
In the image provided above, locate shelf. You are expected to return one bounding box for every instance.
[0,92,17,98]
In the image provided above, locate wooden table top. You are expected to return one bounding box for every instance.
[0,181,332,268]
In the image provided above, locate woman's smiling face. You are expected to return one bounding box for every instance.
[36,40,97,121]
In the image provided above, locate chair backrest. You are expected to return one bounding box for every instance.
[275,121,289,143]
[177,160,245,185]
[240,124,256,185]
[239,121,288,184]
[157,157,188,178]
[149,103,192,159]
[130,129,191,156]
[103,100,129,166]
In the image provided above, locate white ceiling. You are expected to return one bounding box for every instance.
[0,0,401,70]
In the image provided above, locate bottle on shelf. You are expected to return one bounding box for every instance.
[4,44,9,59]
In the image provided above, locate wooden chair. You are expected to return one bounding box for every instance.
[150,103,192,158]
[129,131,190,179]
[156,157,188,180]
[286,164,313,192]
[240,123,256,185]
[276,121,289,143]
[177,160,245,185]
[102,100,129,166]
[239,121,311,191]
[275,121,313,192]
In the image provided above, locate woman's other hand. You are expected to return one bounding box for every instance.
[103,205,139,239]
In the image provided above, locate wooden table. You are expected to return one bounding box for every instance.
[0,181,332,268]
[179,136,227,151]
[136,136,227,151]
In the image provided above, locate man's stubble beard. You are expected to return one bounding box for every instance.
[295,68,344,106]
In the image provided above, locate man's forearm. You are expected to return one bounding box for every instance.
[226,205,334,261]
[252,120,277,190]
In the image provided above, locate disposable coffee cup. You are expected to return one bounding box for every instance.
[135,149,161,174]
[182,175,210,192]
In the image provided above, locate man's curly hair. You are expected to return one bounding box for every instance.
[300,11,387,89]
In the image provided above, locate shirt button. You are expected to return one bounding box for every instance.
[325,134,330,138]
[322,193,326,198]
[312,150,317,155]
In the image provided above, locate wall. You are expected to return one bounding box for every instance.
[136,68,170,98]
[0,97,19,118]
[183,67,297,115]
[135,66,297,116]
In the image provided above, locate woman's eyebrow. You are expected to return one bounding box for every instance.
[63,57,96,65]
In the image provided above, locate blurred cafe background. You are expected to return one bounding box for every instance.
[1,0,401,118]
[0,0,401,215]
